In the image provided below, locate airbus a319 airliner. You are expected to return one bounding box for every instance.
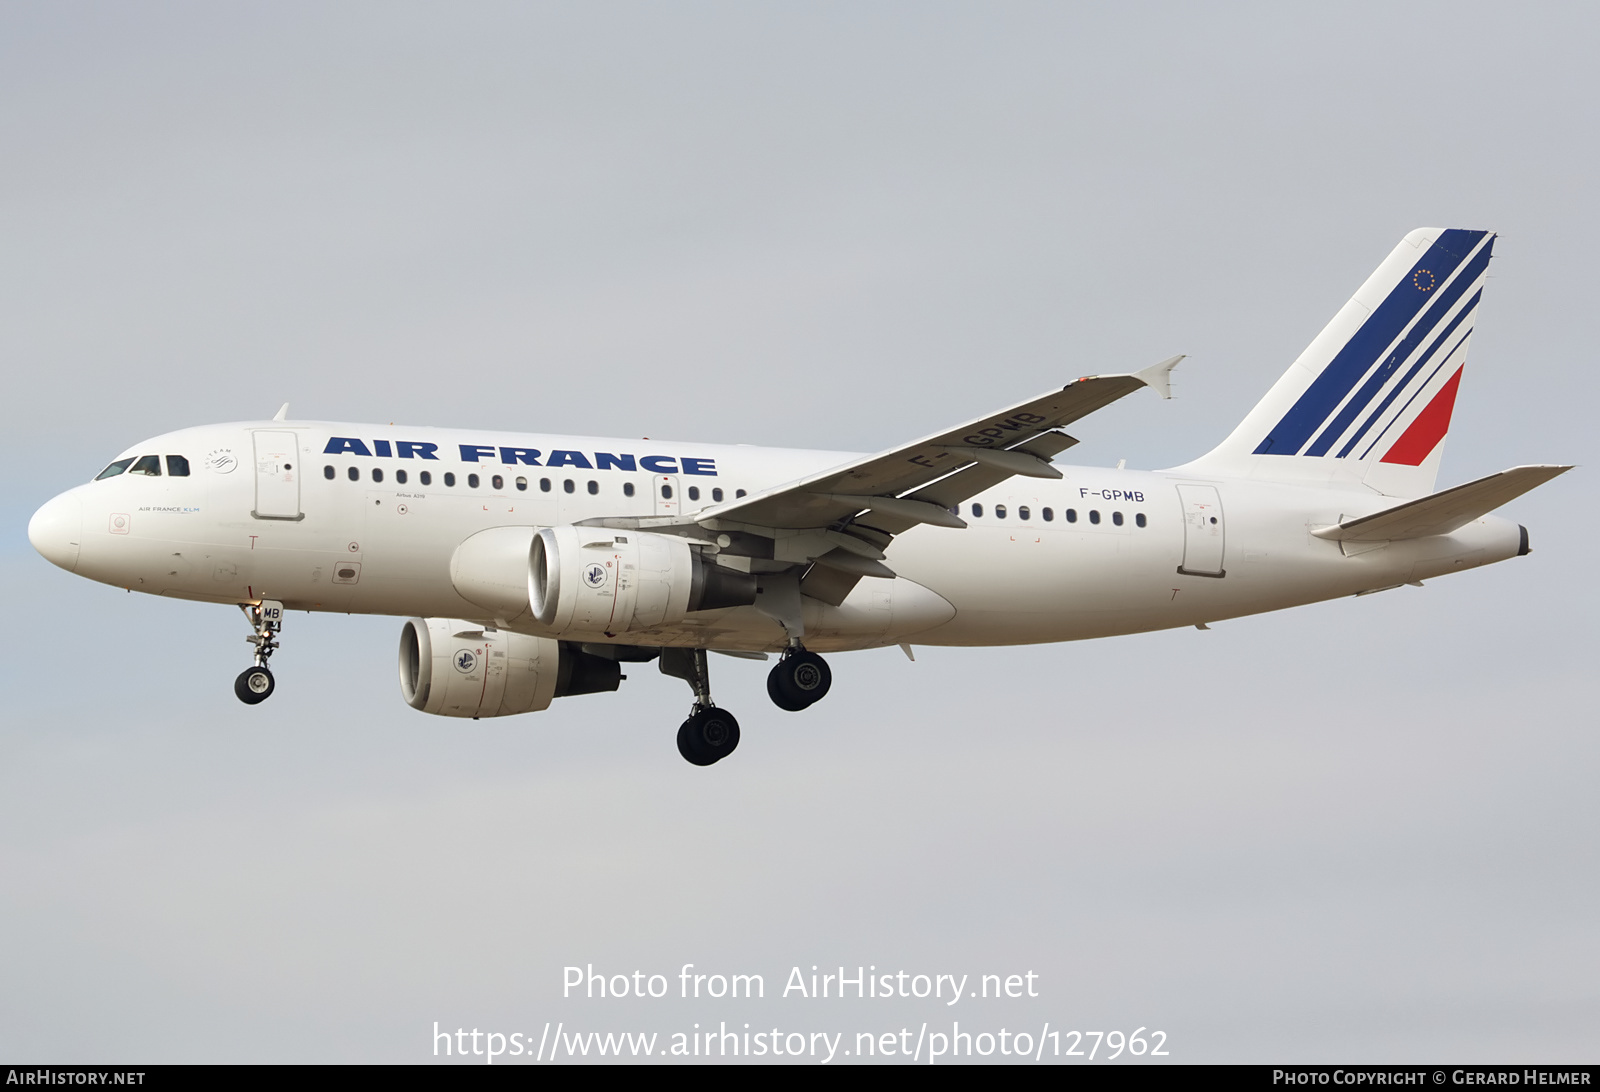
[28,228,1570,764]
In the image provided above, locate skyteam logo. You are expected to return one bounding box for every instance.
[1254,229,1493,467]
[454,649,478,674]
[583,563,609,590]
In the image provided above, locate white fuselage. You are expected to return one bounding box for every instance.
[32,420,1524,653]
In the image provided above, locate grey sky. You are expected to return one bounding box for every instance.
[2,2,1595,1063]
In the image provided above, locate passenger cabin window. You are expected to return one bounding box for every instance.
[443,472,456,487]
[995,504,1007,519]
[563,479,575,494]
[492,475,503,490]
[587,480,598,495]
[420,471,432,486]
[1135,513,1147,528]
[736,489,747,498]
[1112,511,1123,526]
[166,455,190,477]
[1043,508,1054,521]
[1089,510,1101,524]
[515,476,527,491]
[540,478,551,492]
[347,466,359,482]
[323,465,335,480]
[661,484,673,499]
[623,482,635,497]
[467,474,480,488]
[95,458,134,480]
[1066,508,1077,523]
[372,468,384,483]
[712,488,724,502]
[396,469,408,485]
[688,486,700,501]
[1019,506,1030,520]
[130,455,162,476]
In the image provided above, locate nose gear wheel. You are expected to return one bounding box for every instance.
[235,666,275,704]
[236,600,284,705]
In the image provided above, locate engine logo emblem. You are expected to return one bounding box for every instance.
[454,649,478,674]
[583,563,609,589]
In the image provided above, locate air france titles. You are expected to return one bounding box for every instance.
[321,438,717,476]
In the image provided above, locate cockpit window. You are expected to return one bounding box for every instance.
[166,455,191,477]
[95,458,134,481]
[128,455,162,476]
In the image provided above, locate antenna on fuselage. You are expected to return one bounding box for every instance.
[272,403,289,421]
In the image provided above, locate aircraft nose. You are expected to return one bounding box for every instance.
[29,491,83,573]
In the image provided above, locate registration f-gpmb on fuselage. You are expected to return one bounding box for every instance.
[28,229,1571,765]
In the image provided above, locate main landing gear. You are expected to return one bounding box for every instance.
[659,648,741,766]
[659,644,833,766]
[678,706,742,767]
[767,648,832,712]
[235,600,284,705]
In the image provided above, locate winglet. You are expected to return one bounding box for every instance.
[272,402,290,422]
[1132,355,1184,400]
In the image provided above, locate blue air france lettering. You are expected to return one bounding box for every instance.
[27,227,1570,766]
[322,437,718,476]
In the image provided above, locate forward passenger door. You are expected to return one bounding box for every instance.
[252,431,302,521]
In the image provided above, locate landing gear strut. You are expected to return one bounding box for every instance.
[235,600,283,705]
[767,647,831,711]
[659,647,741,766]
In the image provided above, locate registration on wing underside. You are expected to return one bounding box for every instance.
[693,358,1181,535]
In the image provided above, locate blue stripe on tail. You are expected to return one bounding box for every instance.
[1335,288,1481,458]
[1253,229,1491,456]
[1305,244,1491,456]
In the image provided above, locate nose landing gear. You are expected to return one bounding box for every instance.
[767,647,831,711]
[235,600,283,705]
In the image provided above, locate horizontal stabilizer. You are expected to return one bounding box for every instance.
[1312,465,1572,542]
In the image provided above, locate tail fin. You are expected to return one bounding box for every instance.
[1179,228,1496,497]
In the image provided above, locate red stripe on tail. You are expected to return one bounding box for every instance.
[1381,366,1464,466]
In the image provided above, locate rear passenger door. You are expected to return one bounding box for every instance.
[1175,484,1225,577]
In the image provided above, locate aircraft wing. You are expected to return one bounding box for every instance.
[576,356,1180,606]
[697,355,1183,538]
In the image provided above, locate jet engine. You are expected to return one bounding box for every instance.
[530,525,758,636]
[450,525,756,637]
[398,617,620,718]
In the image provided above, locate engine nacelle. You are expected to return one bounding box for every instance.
[451,525,757,636]
[529,526,757,638]
[398,617,620,718]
